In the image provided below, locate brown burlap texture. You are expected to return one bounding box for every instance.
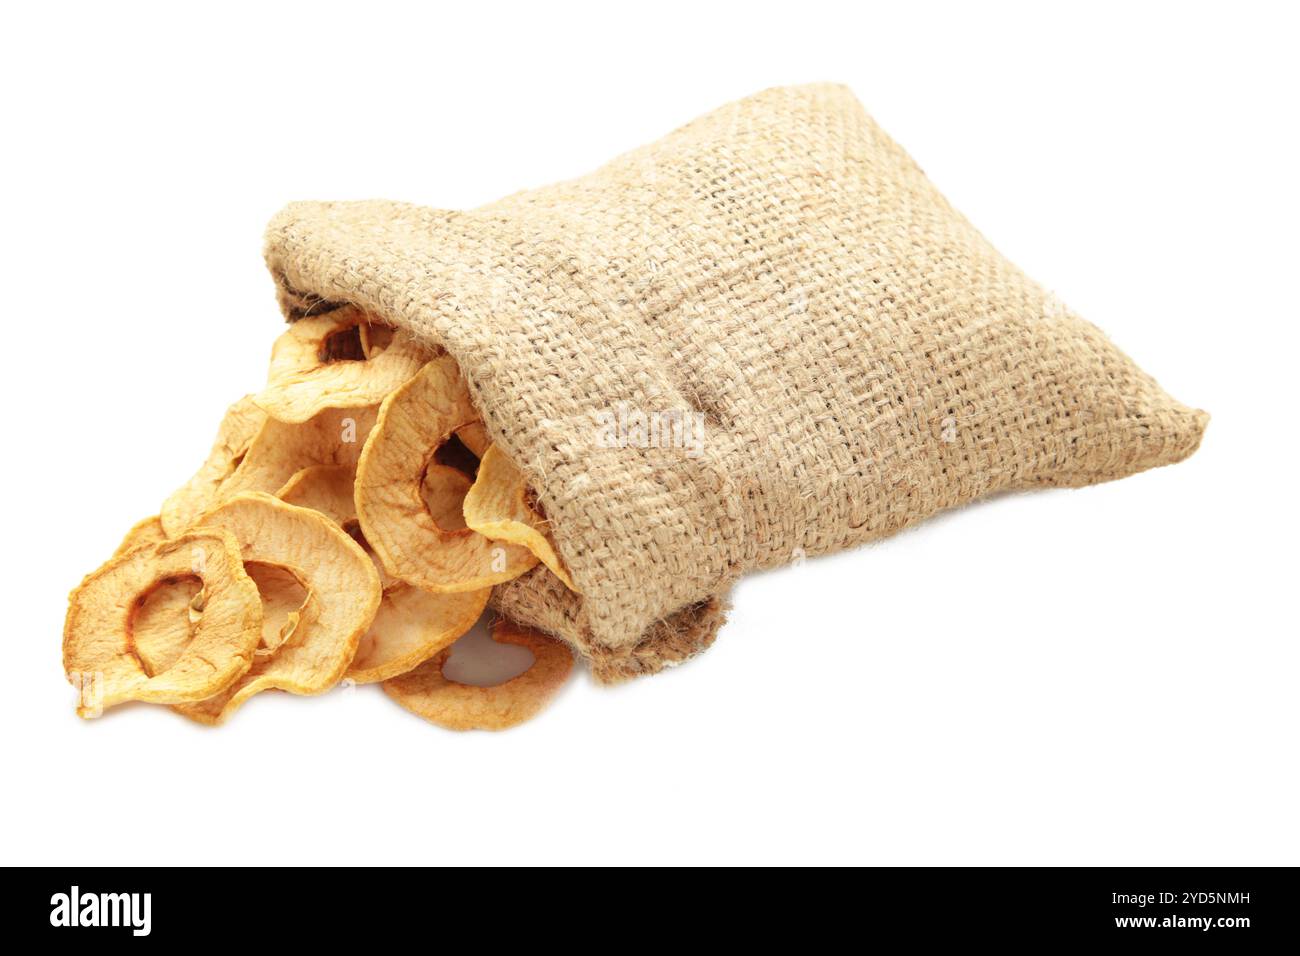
[264,83,1207,682]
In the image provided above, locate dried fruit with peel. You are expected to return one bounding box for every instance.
[454,421,490,459]
[355,358,537,592]
[245,562,318,660]
[420,464,472,531]
[265,310,363,379]
[129,574,203,675]
[175,493,380,725]
[129,562,317,670]
[383,618,573,731]
[360,321,395,359]
[276,464,357,526]
[217,405,377,505]
[63,530,262,716]
[349,585,489,685]
[112,515,168,558]
[275,459,489,684]
[433,425,487,479]
[254,309,430,424]
[463,444,577,591]
[160,396,267,537]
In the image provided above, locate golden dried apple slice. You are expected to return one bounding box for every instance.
[420,464,471,531]
[360,321,395,359]
[63,530,262,716]
[265,310,362,379]
[255,309,430,424]
[245,562,318,659]
[432,424,488,479]
[175,493,381,725]
[112,515,168,558]
[274,459,488,683]
[160,396,267,537]
[130,574,202,675]
[355,358,537,592]
[463,444,577,591]
[217,405,377,504]
[348,586,489,685]
[128,561,318,672]
[454,421,491,459]
[276,464,357,526]
[383,618,573,730]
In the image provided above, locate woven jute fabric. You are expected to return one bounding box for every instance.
[264,83,1207,682]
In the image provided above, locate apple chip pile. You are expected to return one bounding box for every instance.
[64,308,576,731]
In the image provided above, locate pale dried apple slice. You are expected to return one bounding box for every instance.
[360,321,395,359]
[355,358,537,592]
[63,530,262,716]
[383,618,573,731]
[216,405,377,504]
[129,561,318,672]
[112,515,168,558]
[348,586,489,685]
[463,444,577,591]
[274,460,488,683]
[420,464,471,531]
[265,310,363,380]
[175,493,381,725]
[130,574,202,675]
[255,309,430,424]
[276,464,357,526]
[160,396,267,537]
[245,562,318,660]
[454,421,491,459]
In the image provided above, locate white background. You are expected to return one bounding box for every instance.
[3,2,1296,866]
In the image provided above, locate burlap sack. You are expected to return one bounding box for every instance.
[264,83,1207,682]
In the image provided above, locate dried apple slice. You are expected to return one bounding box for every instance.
[245,562,318,660]
[129,561,317,672]
[454,421,490,459]
[112,515,168,558]
[175,493,381,725]
[130,574,202,675]
[348,586,489,685]
[463,444,577,591]
[265,310,362,380]
[276,464,357,526]
[274,459,489,683]
[383,618,573,731]
[355,358,537,592]
[434,424,488,479]
[217,405,377,504]
[254,309,430,424]
[360,321,395,359]
[420,464,471,531]
[160,396,267,536]
[63,530,262,716]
